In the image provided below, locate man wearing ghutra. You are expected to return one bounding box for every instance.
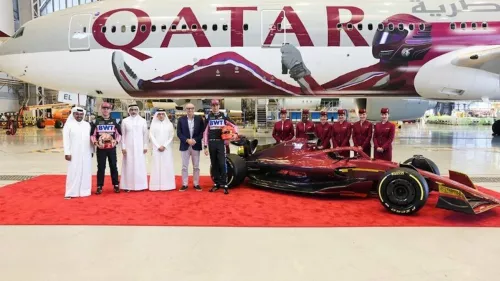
[63,106,93,199]
[149,109,176,191]
[120,104,149,191]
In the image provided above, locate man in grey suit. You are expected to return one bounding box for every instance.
[177,103,206,191]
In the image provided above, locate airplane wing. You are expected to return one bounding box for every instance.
[451,46,500,74]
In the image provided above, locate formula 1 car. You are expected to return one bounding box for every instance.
[211,136,500,215]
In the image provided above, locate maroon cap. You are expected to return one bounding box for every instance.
[359,109,366,114]
[337,109,346,115]
[280,109,287,114]
[211,99,220,105]
[320,111,327,116]
[302,109,310,114]
[381,108,389,114]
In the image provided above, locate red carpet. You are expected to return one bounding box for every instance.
[0,175,500,227]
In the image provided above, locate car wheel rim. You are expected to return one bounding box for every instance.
[386,179,416,206]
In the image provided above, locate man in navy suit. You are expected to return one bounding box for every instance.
[177,103,206,191]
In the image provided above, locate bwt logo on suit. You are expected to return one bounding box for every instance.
[209,120,225,127]
[97,125,115,132]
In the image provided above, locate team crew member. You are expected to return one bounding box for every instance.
[332,109,352,157]
[352,109,373,157]
[90,102,121,195]
[314,111,332,149]
[272,109,294,144]
[203,99,238,195]
[373,108,396,161]
[295,109,315,139]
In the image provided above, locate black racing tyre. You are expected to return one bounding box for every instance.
[493,120,500,136]
[377,167,429,215]
[36,119,46,129]
[210,154,247,188]
[402,155,440,176]
[55,120,64,129]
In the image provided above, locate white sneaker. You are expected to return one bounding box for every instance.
[111,51,142,91]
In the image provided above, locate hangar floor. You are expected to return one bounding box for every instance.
[0,123,499,280]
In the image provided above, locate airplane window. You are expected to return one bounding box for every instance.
[223,24,228,31]
[368,23,373,30]
[471,22,477,29]
[482,22,488,29]
[152,25,156,32]
[388,23,394,31]
[419,23,425,31]
[202,24,208,31]
[243,23,248,31]
[101,26,106,33]
[347,23,353,30]
[131,25,136,32]
[83,27,87,33]
[192,24,197,30]
[277,23,282,31]
[450,23,456,30]
[398,23,404,30]
[409,23,414,30]
[170,25,176,31]
[182,24,187,30]
[121,25,126,33]
[460,22,466,29]
[357,23,363,30]
[377,23,384,31]
[212,24,218,31]
[111,26,116,33]
[140,24,146,32]
[336,23,342,29]
[162,25,167,32]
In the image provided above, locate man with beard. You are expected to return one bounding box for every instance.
[314,111,332,149]
[203,99,238,195]
[149,109,176,191]
[90,102,122,195]
[331,109,352,158]
[63,107,93,199]
[295,109,315,140]
[373,108,396,161]
[352,109,373,158]
[272,109,294,144]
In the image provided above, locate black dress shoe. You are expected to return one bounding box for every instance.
[194,185,202,191]
[114,185,120,193]
[209,184,219,192]
[223,185,229,195]
[95,186,103,195]
[180,185,188,192]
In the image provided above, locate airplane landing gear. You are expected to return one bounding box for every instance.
[493,120,500,136]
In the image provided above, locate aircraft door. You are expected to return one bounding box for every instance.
[261,9,287,47]
[68,14,92,51]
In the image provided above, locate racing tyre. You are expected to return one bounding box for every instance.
[402,155,440,175]
[493,120,500,136]
[377,167,429,215]
[36,119,45,129]
[55,120,63,129]
[210,154,247,188]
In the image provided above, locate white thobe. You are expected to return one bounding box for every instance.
[63,120,93,197]
[120,115,149,191]
[149,120,176,191]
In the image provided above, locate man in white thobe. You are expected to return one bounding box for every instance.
[149,109,176,191]
[63,106,93,199]
[120,104,149,191]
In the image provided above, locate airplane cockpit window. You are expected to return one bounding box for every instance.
[471,22,477,29]
[11,27,24,39]
[450,23,456,30]
[131,25,136,32]
[243,24,248,31]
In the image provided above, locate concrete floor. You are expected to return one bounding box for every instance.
[0,123,500,280]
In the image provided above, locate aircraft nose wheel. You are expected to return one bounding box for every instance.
[386,179,416,206]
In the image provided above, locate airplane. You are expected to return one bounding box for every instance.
[0,0,500,129]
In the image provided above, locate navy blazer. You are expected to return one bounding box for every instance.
[177,115,205,151]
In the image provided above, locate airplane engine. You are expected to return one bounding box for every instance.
[414,46,500,101]
[354,98,435,121]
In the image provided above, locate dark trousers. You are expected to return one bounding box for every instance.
[96,148,119,186]
[209,140,227,186]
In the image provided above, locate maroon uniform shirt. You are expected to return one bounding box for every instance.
[352,120,373,157]
[332,121,352,157]
[272,119,294,143]
[314,122,332,149]
[373,121,396,161]
[295,120,315,139]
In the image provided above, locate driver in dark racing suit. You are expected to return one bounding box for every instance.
[203,99,238,195]
[90,102,122,194]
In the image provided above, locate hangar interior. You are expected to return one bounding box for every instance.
[1,1,500,281]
